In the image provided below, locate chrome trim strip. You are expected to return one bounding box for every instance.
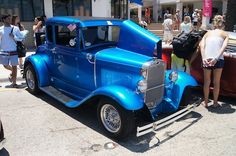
[94,53,98,88]
[0,138,6,150]
[136,98,201,137]
[146,84,165,92]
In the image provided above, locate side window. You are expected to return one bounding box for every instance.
[55,24,77,48]
[46,25,53,43]
[82,26,120,48]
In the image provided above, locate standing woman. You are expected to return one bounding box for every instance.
[200,15,228,107]
[33,16,44,47]
[12,15,25,69]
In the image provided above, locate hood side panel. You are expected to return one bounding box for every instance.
[118,20,161,57]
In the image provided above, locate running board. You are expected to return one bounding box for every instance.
[136,98,202,137]
[40,86,80,108]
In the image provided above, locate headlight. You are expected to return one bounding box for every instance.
[137,79,147,93]
[140,68,147,78]
[168,71,178,83]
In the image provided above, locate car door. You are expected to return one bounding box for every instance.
[51,24,79,89]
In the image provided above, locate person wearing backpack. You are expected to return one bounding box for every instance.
[200,15,228,108]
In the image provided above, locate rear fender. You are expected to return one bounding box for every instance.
[24,54,50,87]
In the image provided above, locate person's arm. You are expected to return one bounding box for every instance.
[199,33,210,66]
[33,21,42,32]
[215,31,229,60]
[13,26,24,41]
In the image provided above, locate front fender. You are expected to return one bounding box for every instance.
[91,85,144,110]
[162,70,198,112]
[24,54,50,87]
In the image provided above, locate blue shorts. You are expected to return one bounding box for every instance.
[202,59,224,70]
[0,52,18,66]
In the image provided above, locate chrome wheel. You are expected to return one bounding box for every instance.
[26,68,35,90]
[100,104,121,133]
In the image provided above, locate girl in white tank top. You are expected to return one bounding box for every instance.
[199,15,229,108]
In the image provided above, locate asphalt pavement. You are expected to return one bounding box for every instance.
[0,50,236,156]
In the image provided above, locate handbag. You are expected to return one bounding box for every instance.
[17,41,26,57]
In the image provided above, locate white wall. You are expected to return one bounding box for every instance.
[92,0,111,17]
[44,0,53,18]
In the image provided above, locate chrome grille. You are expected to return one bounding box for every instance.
[144,59,165,109]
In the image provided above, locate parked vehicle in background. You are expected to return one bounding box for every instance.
[162,31,236,98]
[190,32,236,97]
[24,16,199,139]
[0,119,6,150]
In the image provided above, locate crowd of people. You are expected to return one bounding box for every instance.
[162,8,203,44]
[0,14,46,88]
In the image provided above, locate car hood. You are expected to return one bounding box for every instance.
[118,20,162,58]
[95,47,152,68]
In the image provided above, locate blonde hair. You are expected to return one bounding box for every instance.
[184,16,191,23]
[213,15,224,29]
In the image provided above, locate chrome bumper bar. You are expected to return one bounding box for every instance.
[136,98,201,137]
[0,138,6,150]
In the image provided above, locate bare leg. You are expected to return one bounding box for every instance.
[11,66,17,85]
[3,65,12,71]
[203,69,212,107]
[19,57,23,68]
[213,68,223,106]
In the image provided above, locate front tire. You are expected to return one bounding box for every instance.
[180,86,192,107]
[25,65,39,94]
[97,98,135,139]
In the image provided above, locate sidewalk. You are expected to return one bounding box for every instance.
[0,51,35,88]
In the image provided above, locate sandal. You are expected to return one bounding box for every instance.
[213,103,221,108]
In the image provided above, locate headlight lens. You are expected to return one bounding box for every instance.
[137,79,147,93]
[141,68,147,78]
[168,71,178,83]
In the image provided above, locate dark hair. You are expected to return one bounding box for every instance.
[35,16,43,21]
[1,14,11,21]
[11,15,18,25]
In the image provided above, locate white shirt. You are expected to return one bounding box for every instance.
[0,25,23,51]
[204,36,224,60]
[180,22,192,33]
[162,19,173,31]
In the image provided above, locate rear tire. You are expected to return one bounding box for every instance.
[97,98,135,140]
[25,65,40,94]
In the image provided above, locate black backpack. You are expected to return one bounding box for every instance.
[172,30,207,60]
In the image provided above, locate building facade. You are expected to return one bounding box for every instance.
[0,0,228,47]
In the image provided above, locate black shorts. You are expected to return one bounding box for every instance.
[202,59,224,70]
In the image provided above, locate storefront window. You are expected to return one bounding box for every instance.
[0,0,44,21]
[53,0,91,17]
[111,0,128,19]
[53,0,73,16]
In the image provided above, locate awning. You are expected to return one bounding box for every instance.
[129,0,143,6]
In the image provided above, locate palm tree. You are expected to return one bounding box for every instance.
[225,0,236,31]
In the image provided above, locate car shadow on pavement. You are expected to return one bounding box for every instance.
[0,148,10,156]
[118,111,203,152]
[33,91,204,152]
[30,90,204,152]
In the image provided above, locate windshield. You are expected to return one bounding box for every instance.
[82,26,120,48]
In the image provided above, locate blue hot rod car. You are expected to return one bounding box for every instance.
[24,17,199,139]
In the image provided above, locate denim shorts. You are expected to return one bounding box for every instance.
[202,59,224,70]
[0,52,18,66]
